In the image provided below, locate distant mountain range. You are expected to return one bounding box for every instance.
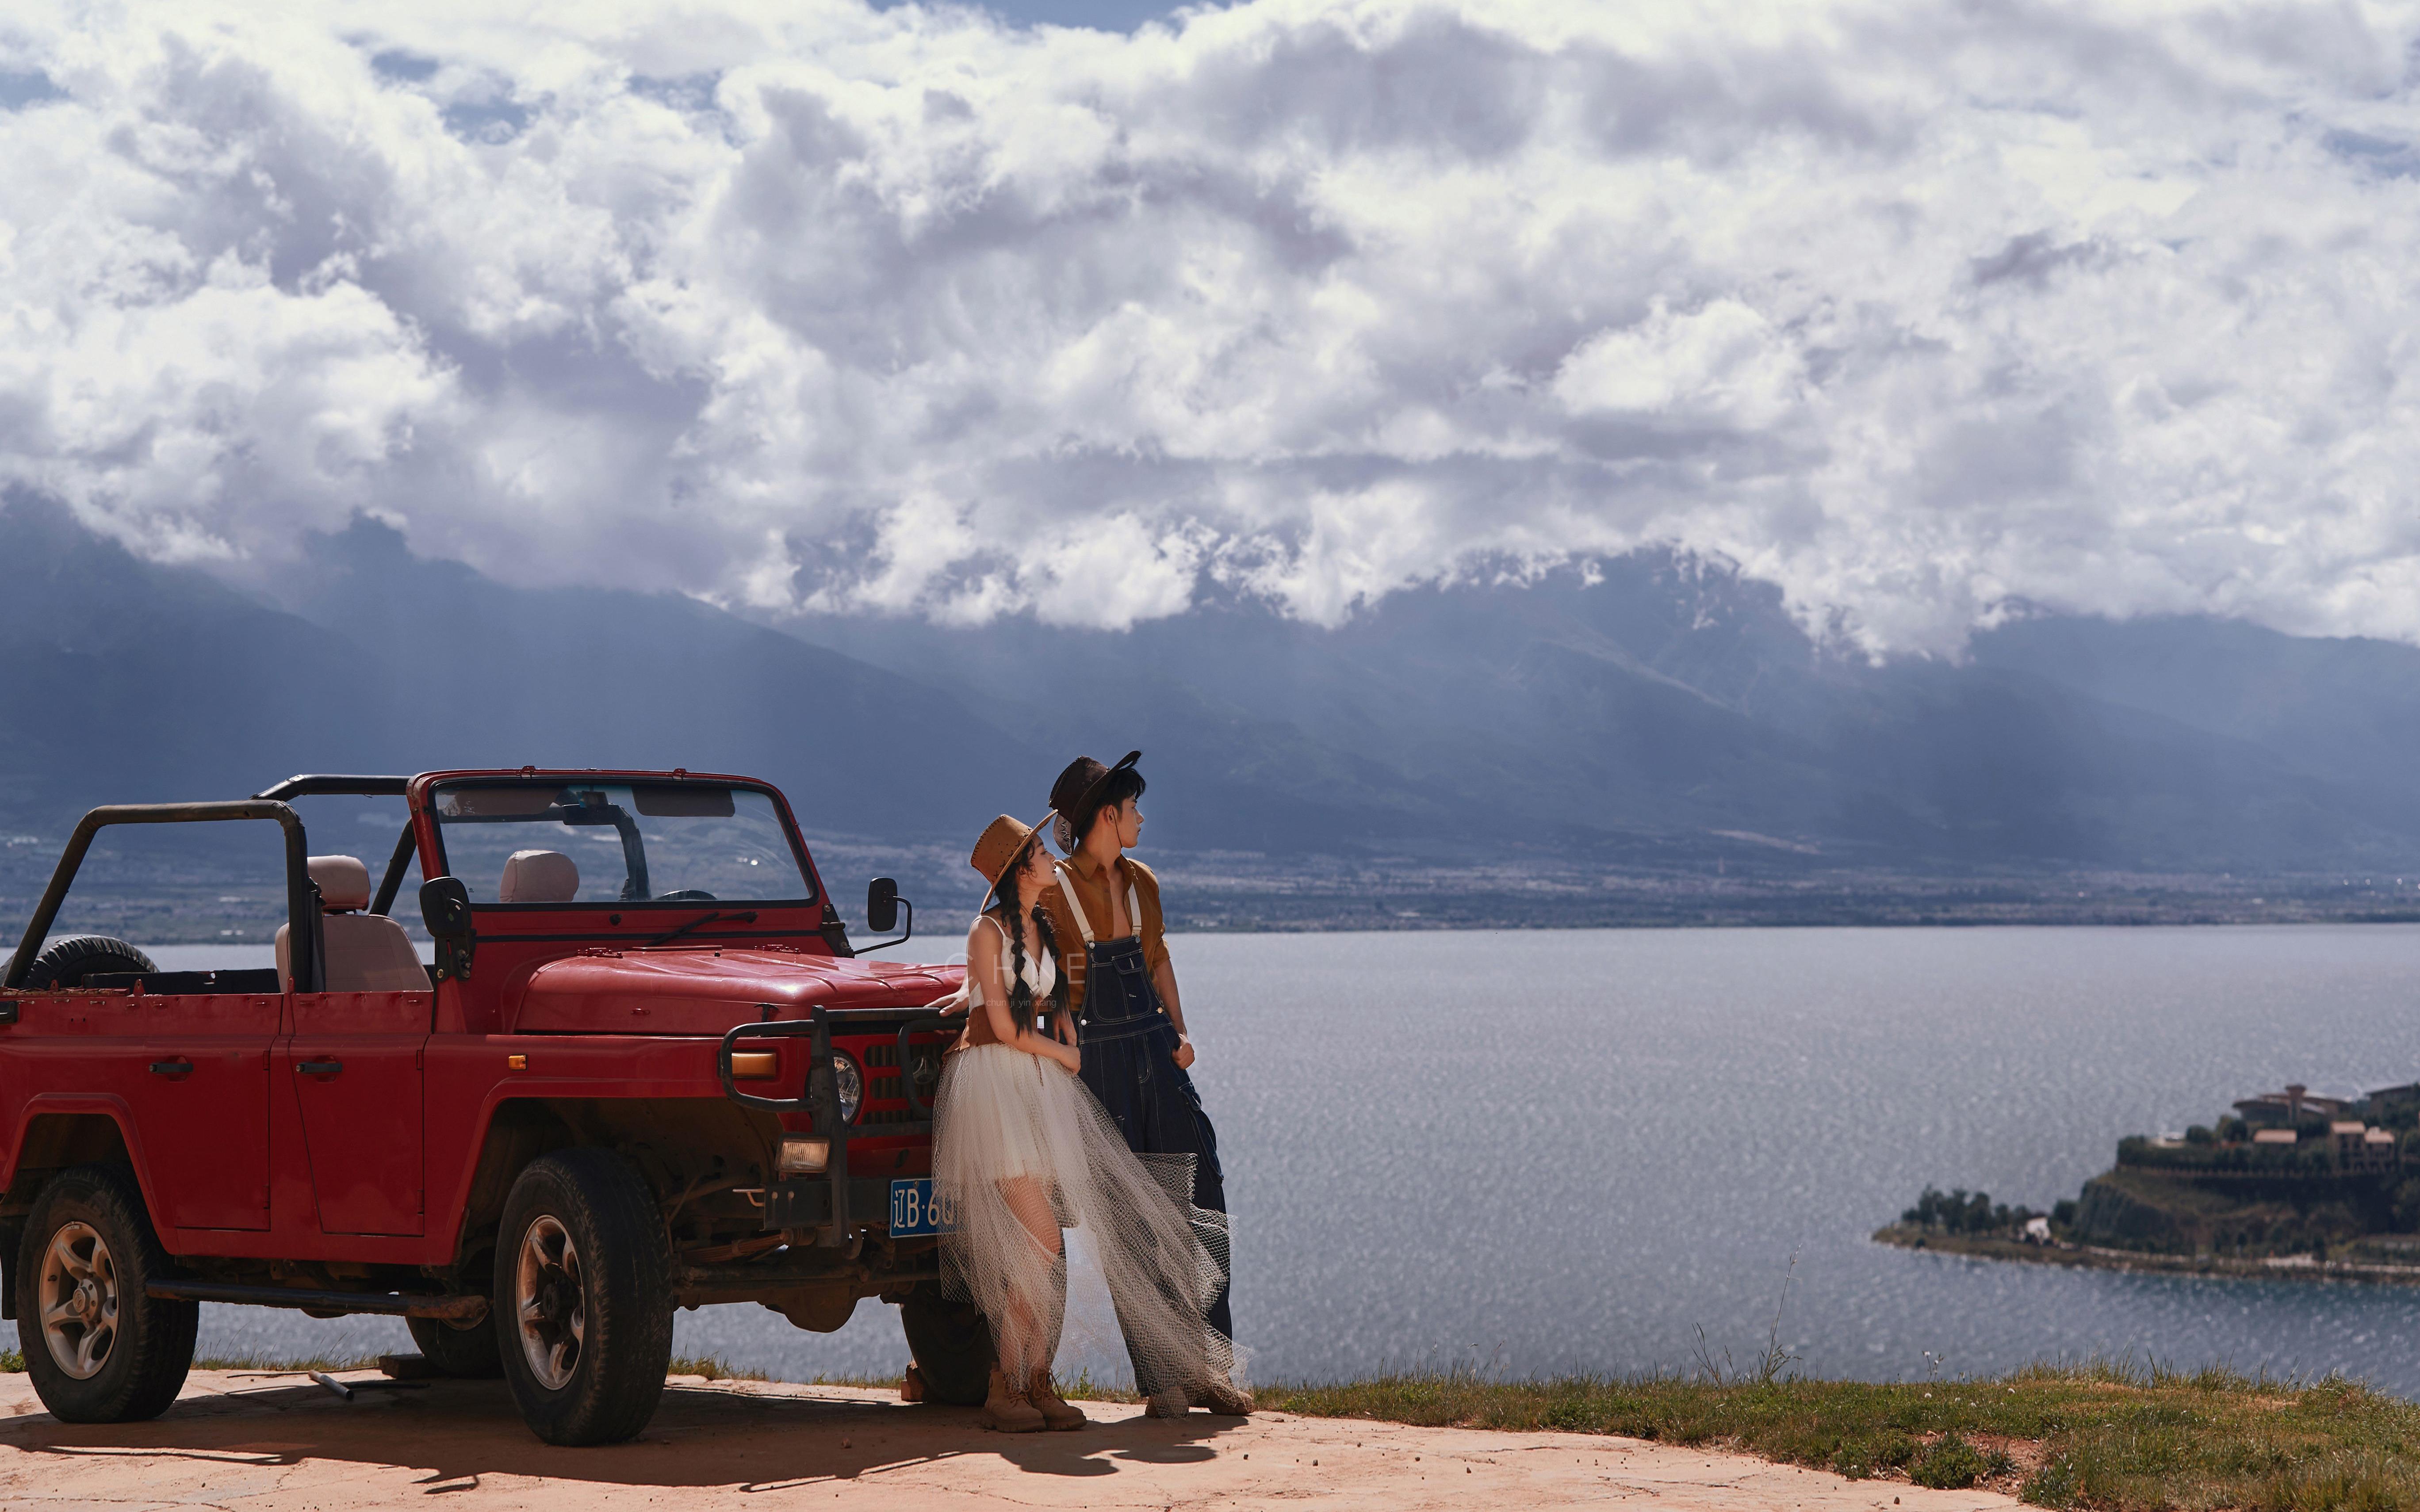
[8,493,2420,891]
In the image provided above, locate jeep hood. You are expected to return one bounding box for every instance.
[512,947,961,1035]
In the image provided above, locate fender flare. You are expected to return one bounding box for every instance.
[2,1094,161,1224]
[0,1096,159,1321]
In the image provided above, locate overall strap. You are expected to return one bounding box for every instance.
[1054,871,1097,944]
[1055,870,1148,944]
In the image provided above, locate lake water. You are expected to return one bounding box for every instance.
[141,927,2420,1393]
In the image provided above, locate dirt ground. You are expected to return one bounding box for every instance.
[0,1368,2020,1510]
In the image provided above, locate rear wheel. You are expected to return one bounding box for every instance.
[408,1313,504,1378]
[493,1149,672,1445]
[21,937,157,990]
[15,1165,196,1422]
[899,1284,993,1405]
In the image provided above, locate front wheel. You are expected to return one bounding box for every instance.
[16,1165,197,1422]
[493,1149,673,1445]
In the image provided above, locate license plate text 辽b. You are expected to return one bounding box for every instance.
[889,1177,957,1236]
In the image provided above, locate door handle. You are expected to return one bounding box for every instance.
[296,1060,344,1077]
[149,1059,192,1078]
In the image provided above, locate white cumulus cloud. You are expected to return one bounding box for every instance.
[1,0,2418,651]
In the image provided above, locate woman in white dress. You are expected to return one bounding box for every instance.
[931,813,1239,1432]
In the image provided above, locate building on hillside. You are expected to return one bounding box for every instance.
[2252,1128,2299,1145]
[2370,1082,2420,1115]
[2235,1084,2352,1127]
[2343,1125,2403,1174]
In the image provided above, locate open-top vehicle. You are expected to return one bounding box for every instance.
[0,768,988,1443]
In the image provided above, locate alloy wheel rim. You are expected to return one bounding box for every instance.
[514,1214,584,1390]
[40,1221,118,1381]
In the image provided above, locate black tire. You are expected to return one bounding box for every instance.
[899,1284,993,1405]
[15,1165,196,1423]
[409,1313,504,1378]
[21,937,157,991]
[492,1149,673,1446]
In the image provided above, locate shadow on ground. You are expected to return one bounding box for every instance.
[0,1375,1240,1494]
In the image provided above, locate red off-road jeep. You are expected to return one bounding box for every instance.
[0,769,988,1443]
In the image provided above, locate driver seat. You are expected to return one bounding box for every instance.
[276,855,431,993]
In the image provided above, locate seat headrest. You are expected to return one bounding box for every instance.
[501,850,581,904]
[307,855,372,913]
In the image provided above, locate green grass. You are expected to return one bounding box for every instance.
[191,1352,385,1373]
[666,1353,771,1383]
[1253,1360,2420,1510]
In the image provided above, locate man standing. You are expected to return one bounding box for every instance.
[1040,751,1252,1417]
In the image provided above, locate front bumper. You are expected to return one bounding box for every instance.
[720,1004,956,1245]
[764,1176,897,1231]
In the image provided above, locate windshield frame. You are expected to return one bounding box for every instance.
[421,774,822,912]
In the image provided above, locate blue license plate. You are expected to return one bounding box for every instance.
[888,1178,957,1237]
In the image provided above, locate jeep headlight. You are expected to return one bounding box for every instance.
[778,1135,830,1175]
[831,1051,863,1124]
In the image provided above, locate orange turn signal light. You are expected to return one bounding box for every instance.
[731,1051,779,1080]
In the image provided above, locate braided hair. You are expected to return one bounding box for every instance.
[986,834,1072,1026]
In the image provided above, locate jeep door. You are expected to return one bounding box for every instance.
[134,990,279,1230]
[283,990,430,1236]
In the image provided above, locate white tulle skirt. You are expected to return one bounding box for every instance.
[932,1043,1238,1391]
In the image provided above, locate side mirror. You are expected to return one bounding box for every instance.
[866,877,900,934]
[421,876,476,981]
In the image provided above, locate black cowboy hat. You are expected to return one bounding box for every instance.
[1049,750,1141,855]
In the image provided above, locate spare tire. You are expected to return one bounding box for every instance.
[21,937,158,991]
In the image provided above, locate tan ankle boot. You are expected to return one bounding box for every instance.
[980,1366,1044,1432]
[1027,1369,1085,1431]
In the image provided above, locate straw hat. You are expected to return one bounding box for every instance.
[1048,750,1141,855]
[970,812,1057,890]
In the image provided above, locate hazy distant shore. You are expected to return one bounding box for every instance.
[793,835,2420,933]
[1151,866,2420,932]
[10,832,2420,941]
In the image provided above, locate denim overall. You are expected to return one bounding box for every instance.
[1057,871,1235,1374]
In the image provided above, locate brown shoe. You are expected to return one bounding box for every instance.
[1146,1391,1191,1419]
[981,1367,1044,1432]
[1190,1377,1255,1416]
[900,1363,926,1404]
[1027,1369,1085,1431]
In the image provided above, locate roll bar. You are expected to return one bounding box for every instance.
[3,801,322,993]
[253,775,409,801]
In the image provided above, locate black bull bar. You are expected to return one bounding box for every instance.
[717,1004,955,1246]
